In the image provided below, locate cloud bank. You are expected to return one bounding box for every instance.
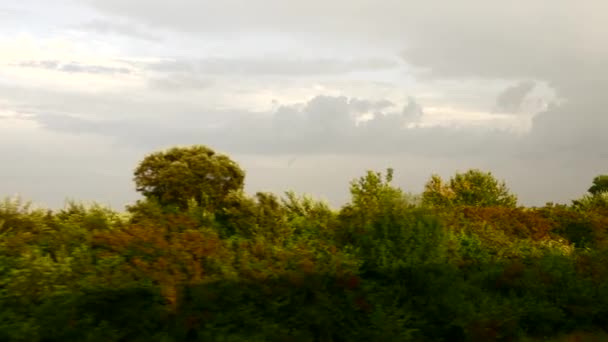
[0,0,606,208]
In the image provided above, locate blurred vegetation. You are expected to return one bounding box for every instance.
[1,145,607,341]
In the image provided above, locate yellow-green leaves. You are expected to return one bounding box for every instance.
[422,169,517,208]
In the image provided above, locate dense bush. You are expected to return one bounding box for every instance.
[1,146,607,341]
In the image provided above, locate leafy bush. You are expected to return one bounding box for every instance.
[2,146,608,341]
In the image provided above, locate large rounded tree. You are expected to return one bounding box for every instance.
[133,145,245,210]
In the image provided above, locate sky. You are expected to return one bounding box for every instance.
[1,0,607,209]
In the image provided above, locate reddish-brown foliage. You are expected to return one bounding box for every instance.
[92,214,229,310]
[457,207,555,240]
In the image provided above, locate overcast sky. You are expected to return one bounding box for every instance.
[1,0,607,209]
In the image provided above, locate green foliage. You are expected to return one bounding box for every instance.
[588,175,608,196]
[570,175,608,219]
[423,169,517,208]
[338,169,445,272]
[0,197,51,236]
[133,145,245,210]
[573,192,608,213]
[541,204,608,250]
[2,147,608,341]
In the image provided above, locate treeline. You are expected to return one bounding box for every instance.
[1,145,608,341]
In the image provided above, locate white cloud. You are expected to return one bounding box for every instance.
[0,35,144,92]
[0,0,606,208]
[144,57,400,76]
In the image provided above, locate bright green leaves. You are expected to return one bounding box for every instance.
[572,175,608,214]
[340,169,446,274]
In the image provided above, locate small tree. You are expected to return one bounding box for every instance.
[338,169,443,273]
[421,175,453,208]
[571,175,608,213]
[343,168,418,222]
[422,169,517,208]
[133,145,245,210]
[588,175,608,196]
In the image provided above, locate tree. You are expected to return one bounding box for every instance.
[588,175,608,196]
[572,174,608,213]
[339,169,446,273]
[215,191,292,240]
[421,175,453,208]
[344,168,414,218]
[422,169,517,208]
[573,192,608,212]
[133,145,245,210]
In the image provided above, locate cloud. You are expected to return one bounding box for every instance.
[0,9,13,18]
[527,83,608,157]
[495,81,535,114]
[147,74,213,91]
[347,98,394,113]
[0,7,25,20]
[1,81,601,207]
[82,0,608,145]
[17,92,518,158]
[143,57,399,76]
[15,60,132,75]
[79,19,161,41]
[0,109,142,209]
[2,0,607,208]
[0,84,234,123]
[83,1,605,53]
[402,97,424,122]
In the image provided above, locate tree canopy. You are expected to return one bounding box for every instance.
[422,169,517,207]
[3,146,608,341]
[588,175,608,195]
[133,145,245,210]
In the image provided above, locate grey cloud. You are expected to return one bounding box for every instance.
[147,74,214,90]
[84,1,606,53]
[83,1,608,148]
[348,98,394,113]
[303,96,355,132]
[495,81,535,113]
[145,57,399,76]
[0,83,240,149]
[527,81,608,157]
[271,96,399,148]
[402,97,423,122]
[18,60,59,69]
[15,60,131,75]
[4,0,607,209]
[0,85,235,124]
[83,0,607,87]
[82,0,608,157]
[4,84,602,207]
[22,92,515,158]
[6,62,606,165]
[79,19,161,41]
[61,62,131,74]
[30,111,232,153]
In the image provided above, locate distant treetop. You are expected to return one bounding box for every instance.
[133,145,245,210]
[588,175,608,196]
[422,169,517,208]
